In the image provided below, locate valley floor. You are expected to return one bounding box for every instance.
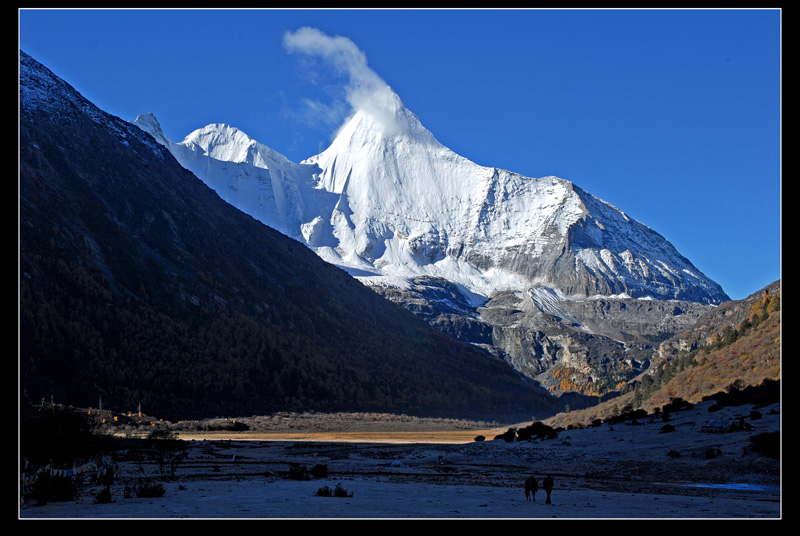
[19,400,781,520]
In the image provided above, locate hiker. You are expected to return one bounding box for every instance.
[101,464,114,488]
[524,475,538,501]
[543,474,554,504]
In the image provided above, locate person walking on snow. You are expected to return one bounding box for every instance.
[543,474,554,504]
[524,476,538,501]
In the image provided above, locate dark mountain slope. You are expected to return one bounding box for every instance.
[19,51,561,421]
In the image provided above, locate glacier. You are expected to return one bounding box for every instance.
[134,83,729,307]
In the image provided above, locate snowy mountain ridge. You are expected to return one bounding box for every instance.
[134,83,729,307]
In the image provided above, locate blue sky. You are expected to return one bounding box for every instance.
[19,8,781,301]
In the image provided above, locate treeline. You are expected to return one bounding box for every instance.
[19,245,550,421]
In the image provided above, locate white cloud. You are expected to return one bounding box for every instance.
[283,27,398,134]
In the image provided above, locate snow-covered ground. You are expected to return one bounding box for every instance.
[17,472,779,519]
[19,400,781,519]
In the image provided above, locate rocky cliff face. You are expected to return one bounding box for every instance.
[370,279,714,396]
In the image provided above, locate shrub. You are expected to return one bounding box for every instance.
[207,420,250,431]
[494,428,517,442]
[311,464,328,479]
[288,463,309,480]
[473,435,485,442]
[147,429,187,481]
[662,398,693,413]
[749,431,780,459]
[333,483,353,497]
[20,405,106,467]
[134,479,166,498]
[49,475,78,502]
[31,471,51,505]
[124,479,164,498]
[316,483,353,498]
[517,422,558,441]
[659,424,675,433]
[94,487,113,504]
[704,380,780,411]
[604,408,648,425]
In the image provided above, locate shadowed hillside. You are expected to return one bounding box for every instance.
[19,51,561,422]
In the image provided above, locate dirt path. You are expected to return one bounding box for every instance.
[170,429,505,444]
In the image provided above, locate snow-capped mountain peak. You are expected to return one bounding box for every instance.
[134,84,729,306]
[132,112,171,147]
[344,84,438,142]
[182,122,298,170]
[135,113,333,244]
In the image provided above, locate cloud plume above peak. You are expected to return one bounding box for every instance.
[283,27,400,135]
